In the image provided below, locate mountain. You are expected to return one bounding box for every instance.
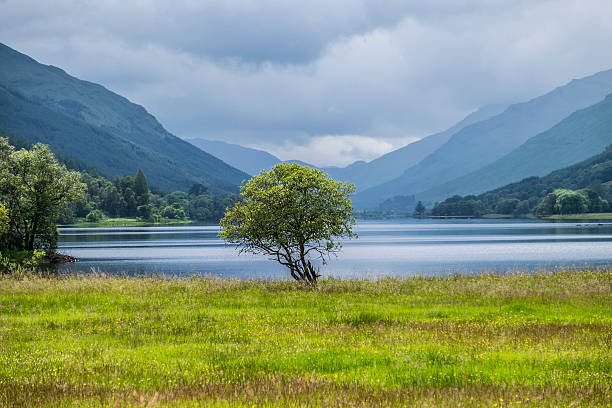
[185,103,506,189]
[353,68,612,209]
[186,138,282,176]
[419,94,612,202]
[286,159,321,169]
[0,43,249,193]
[0,126,95,173]
[186,138,324,175]
[324,104,508,191]
[190,104,507,188]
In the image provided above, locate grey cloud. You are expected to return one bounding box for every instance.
[2,0,408,64]
[1,0,612,165]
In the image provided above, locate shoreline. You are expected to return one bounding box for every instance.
[59,215,612,227]
[59,217,194,228]
[542,212,612,221]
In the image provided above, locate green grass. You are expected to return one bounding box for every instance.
[63,218,193,227]
[480,214,522,219]
[0,271,610,407]
[543,213,612,221]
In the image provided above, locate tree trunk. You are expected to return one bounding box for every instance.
[299,243,317,284]
[26,216,38,251]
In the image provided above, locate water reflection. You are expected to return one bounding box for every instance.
[57,220,612,279]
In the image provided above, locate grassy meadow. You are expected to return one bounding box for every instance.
[543,213,612,221]
[0,271,610,407]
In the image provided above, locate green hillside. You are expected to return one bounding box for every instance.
[353,68,612,209]
[0,126,96,174]
[478,144,612,209]
[0,43,248,193]
[420,94,612,202]
[431,144,612,216]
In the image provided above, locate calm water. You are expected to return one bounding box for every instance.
[57,219,612,279]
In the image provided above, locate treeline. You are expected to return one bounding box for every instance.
[432,188,610,217]
[1,134,239,261]
[1,129,237,225]
[64,170,237,224]
[430,144,612,217]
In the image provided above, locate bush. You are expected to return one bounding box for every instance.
[137,204,155,221]
[161,203,186,220]
[0,250,45,276]
[85,209,105,223]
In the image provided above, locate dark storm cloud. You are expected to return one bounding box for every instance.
[1,0,612,166]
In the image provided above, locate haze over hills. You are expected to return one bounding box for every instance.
[324,104,508,192]
[419,94,612,203]
[0,43,249,193]
[353,68,612,209]
[189,104,507,188]
[187,138,282,176]
[186,138,323,176]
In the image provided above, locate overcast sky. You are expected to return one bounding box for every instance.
[2,0,612,166]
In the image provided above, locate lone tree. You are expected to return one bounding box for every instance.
[220,163,356,283]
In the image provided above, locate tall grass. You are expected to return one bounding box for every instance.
[0,270,610,407]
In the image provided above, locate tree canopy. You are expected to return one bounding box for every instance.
[0,137,85,251]
[220,163,356,283]
[534,188,609,216]
[431,195,486,217]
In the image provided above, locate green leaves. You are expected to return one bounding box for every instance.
[0,137,86,251]
[220,163,356,283]
[534,188,610,216]
[0,202,8,236]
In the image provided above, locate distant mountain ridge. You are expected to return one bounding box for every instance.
[188,104,507,188]
[324,103,508,191]
[186,138,323,176]
[353,68,612,209]
[419,93,612,203]
[0,43,249,193]
[187,138,282,176]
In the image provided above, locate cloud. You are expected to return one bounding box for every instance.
[259,135,414,168]
[1,0,612,166]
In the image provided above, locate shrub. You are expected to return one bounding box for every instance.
[85,209,105,223]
